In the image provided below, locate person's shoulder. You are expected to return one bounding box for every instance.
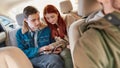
[16,28,22,36]
[39,23,47,29]
[17,28,22,33]
[43,26,51,32]
[44,26,50,29]
[39,23,50,31]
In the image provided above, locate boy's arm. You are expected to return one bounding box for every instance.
[16,30,39,59]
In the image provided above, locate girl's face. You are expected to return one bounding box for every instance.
[45,13,58,25]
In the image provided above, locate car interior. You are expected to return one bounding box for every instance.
[0,0,103,68]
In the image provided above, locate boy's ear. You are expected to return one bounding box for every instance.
[24,18,27,23]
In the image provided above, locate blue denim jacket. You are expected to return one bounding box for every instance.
[16,26,54,59]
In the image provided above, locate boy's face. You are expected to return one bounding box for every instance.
[25,12,41,31]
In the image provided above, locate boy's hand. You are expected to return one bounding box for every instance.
[39,46,51,52]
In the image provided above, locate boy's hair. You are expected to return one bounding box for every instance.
[23,6,39,18]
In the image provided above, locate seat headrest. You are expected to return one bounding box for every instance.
[78,0,102,17]
[16,13,24,26]
[59,0,73,14]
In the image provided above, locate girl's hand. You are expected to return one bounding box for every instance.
[67,45,70,49]
[53,47,62,54]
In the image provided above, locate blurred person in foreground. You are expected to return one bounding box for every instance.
[72,0,120,68]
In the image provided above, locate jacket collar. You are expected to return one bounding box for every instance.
[22,21,47,34]
[104,11,120,26]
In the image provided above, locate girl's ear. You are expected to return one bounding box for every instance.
[57,12,59,15]
[57,12,59,17]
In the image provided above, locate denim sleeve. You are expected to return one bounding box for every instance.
[16,29,39,59]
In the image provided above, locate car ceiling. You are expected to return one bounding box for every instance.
[0,0,78,20]
[0,0,29,15]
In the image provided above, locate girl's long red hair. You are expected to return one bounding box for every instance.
[43,5,67,39]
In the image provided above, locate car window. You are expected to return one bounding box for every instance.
[0,16,13,26]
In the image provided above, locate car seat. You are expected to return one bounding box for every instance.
[59,0,81,32]
[0,46,33,68]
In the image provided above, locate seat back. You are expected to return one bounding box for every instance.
[0,47,33,68]
[6,29,19,46]
[6,13,24,46]
[59,0,73,14]
[15,13,24,27]
[78,0,102,17]
[59,0,81,32]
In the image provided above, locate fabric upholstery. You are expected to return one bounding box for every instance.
[59,0,81,32]
[6,29,19,46]
[78,0,102,17]
[6,13,23,46]
[63,13,81,32]
[15,13,24,26]
[0,47,33,68]
[59,0,73,14]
